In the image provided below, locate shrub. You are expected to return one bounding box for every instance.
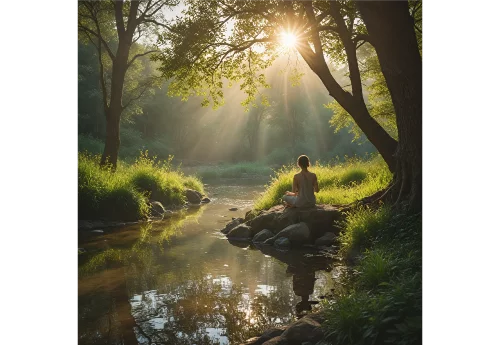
[78,152,203,221]
[357,249,395,290]
[339,206,391,260]
[78,153,150,221]
[323,279,421,345]
[99,187,150,221]
[322,209,422,345]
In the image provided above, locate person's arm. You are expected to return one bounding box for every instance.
[285,176,297,196]
[292,175,299,195]
[313,174,319,193]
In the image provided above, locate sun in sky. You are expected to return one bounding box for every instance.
[280,31,297,48]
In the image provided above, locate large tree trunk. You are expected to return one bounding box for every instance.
[299,54,398,171]
[357,1,422,212]
[100,41,130,169]
[297,1,399,172]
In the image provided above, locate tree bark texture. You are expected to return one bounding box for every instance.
[357,0,422,212]
[296,46,398,171]
[100,44,129,169]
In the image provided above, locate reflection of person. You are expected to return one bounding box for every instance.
[292,270,317,316]
[282,155,319,208]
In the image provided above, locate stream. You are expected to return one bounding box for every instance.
[78,180,340,345]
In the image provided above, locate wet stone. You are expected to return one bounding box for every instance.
[227,224,252,240]
[314,232,336,247]
[149,201,166,216]
[221,218,244,234]
[253,229,274,243]
[262,337,289,345]
[185,189,202,203]
[274,237,291,249]
[281,316,324,344]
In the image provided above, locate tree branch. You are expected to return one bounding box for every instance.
[302,1,323,56]
[142,19,177,33]
[329,1,363,99]
[353,34,371,45]
[213,38,274,71]
[126,0,140,35]
[78,24,116,60]
[127,50,158,69]
[113,0,125,38]
[122,77,159,110]
[316,10,330,24]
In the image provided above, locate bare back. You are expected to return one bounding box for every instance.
[293,171,317,208]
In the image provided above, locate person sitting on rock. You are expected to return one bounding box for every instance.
[282,155,319,208]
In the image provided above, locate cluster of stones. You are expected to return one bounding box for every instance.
[239,313,327,345]
[221,204,344,249]
[150,188,210,217]
[79,188,210,231]
[185,189,211,204]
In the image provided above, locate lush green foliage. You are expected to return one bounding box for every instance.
[327,45,399,141]
[322,209,422,345]
[339,205,392,260]
[253,156,391,211]
[154,1,365,109]
[78,1,174,120]
[78,152,204,221]
[78,134,105,155]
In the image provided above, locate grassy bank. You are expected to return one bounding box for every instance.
[78,151,204,221]
[322,207,422,345]
[253,156,391,211]
[252,156,421,344]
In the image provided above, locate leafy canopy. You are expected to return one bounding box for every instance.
[153,0,347,110]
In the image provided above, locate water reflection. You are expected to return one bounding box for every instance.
[254,244,333,317]
[78,184,337,345]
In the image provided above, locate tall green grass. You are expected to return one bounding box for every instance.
[339,206,392,260]
[322,208,422,345]
[78,151,204,221]
[253,156,392,211]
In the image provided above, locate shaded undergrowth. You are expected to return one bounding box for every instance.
[322,207,422,345]
[78,151,204,221]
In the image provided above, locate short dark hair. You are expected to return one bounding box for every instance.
[297,155,310,169]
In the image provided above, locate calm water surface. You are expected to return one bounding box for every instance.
[78,180,340,345]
